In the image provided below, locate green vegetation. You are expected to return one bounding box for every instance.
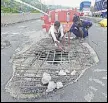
[1,6,19,13]
[1,0,44,13]
[1,0,72,13]
[31,10,40,13]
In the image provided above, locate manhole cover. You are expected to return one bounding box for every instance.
[5,38,99,99]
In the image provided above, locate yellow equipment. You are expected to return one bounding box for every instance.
[99,19,107,27]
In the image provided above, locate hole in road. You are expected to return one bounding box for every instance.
[36,50,69,65]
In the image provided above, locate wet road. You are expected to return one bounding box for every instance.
[1,20,107,102]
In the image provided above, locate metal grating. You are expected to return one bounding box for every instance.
[5,38,98,99]
[36,50,69,64]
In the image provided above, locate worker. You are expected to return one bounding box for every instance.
[69,15,92,39]
[49,21,65,51]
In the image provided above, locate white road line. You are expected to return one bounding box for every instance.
[12,33,19,34]
[89,78,105,86]
[102,75,107,80]
[18,26,27,28]
[93,79,105,86]
[24,31,36,34]
[102,93,107,98]
[93,69,107,72]
[89,86,98,92]
[103,41,106,43]
[84,91,94,102]
[2,32,9,34]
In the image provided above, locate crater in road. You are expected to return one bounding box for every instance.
[5,36,99,99]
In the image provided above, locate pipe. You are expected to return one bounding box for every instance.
[14,0,49,16]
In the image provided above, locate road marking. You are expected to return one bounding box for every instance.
[84,91,94,102]
[102,75,107,80]
[89,78,105,86]
[18,26,27,28]
[25,31,36,34]
[2,32,9,34]
[12,33,19,35]
[103,41,106,43]
[93,69,107,72]
[89,86,98,92]
[102,93,107,98]
[37,20,41,21]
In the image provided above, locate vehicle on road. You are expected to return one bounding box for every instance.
[80,1,92,16]
[92,0,107,18]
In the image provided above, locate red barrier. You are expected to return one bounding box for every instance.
[58,10,67,22]
[41,9,79,32]
[49,10,55,23]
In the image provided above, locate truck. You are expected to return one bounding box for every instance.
[92,0,107,18]
[80,1,92,16]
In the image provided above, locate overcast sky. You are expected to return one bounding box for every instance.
[41,0,95,7]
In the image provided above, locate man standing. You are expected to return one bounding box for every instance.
[49,21,65,51]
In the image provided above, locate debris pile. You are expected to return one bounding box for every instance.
[41,72,51,85]
[41,72,64,92]
[46,81,56,92]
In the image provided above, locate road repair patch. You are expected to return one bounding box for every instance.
[5,37,99,99]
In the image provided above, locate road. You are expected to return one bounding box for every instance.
[1,19,107,102]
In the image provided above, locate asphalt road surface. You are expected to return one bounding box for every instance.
[1,19,107,102]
